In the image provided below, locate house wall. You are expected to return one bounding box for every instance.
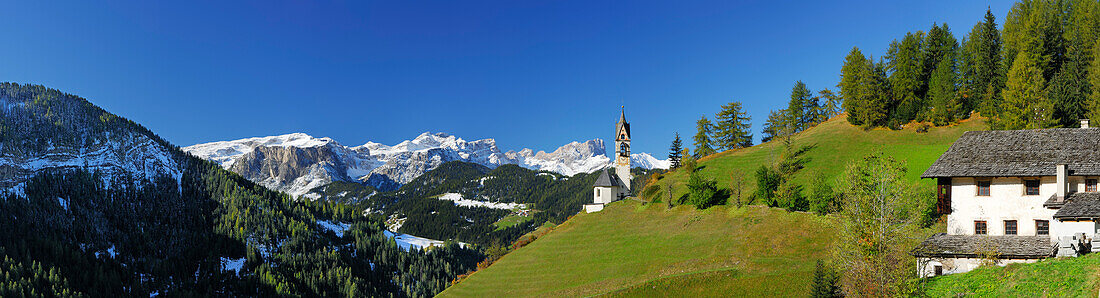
[593,186,617,204]
[948,177,1059,238]
[918,257,1040,277]
[1055,220,1098,238]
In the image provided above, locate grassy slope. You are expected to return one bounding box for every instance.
[441,116,994,297]
[922,254,1100,297]
[440,200,839,297]
[652,115,989,202]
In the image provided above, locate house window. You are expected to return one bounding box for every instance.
[1024,179,1040,196]
[1036,220,1049,235]
[974,221,987,235]
[976,180,991,196]
[934,265,943,276]
[1004,220,1017,235]
[1087,179,1097,192]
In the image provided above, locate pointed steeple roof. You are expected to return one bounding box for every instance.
[616,105,630,138]
[619,105,626,124]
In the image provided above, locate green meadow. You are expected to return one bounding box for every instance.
[440,201,839,297]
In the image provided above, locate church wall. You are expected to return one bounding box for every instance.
[594,186,617,204]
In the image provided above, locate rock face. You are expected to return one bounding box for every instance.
[184,132,670,197]
[0,83,183,189]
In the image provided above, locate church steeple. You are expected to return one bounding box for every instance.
[614,106,632,195]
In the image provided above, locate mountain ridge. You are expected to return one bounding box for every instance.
[184,132,669,196]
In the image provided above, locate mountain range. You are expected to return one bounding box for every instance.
[183,132,669,197]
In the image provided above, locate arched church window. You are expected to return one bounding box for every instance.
[620,143,629,156]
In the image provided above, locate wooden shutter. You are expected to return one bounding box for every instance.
[937,178,952,214]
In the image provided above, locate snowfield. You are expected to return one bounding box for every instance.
[437,193,525,210]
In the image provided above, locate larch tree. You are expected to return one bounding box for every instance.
[693,115,716,159]
[886,31,926,123]
[921,23,959,123]
[928,55,960,126]
[788,81,813,132]
[714,101,753,150]
[761,110,785,143]
[1001,51,1053,130]
[855,58,892,128]
[840,47,871,126]
[817,89,843,119]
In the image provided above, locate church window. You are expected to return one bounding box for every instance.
[597,189,601,196]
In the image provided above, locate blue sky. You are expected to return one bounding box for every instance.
[0,1,1012,156]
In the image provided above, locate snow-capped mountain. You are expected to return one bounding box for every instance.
[184,132,669,197]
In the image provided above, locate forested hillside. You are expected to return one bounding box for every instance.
[308,161,663,247]
[837,2,1100,130]
[0,83,481,297]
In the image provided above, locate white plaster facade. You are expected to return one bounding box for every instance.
[593,186,617,205]
[918,257,1039,278]
[946,176,1059,238]
[946,176,1098,240]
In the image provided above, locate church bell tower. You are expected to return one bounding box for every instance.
[615,106,632,195]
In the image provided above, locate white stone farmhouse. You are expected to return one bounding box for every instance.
[584,107,633,213]
[912,119,1100,277]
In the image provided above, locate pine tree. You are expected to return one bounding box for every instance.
[961,8,1004,117]
[840,47,870,125]
[1001,52,1053,130]
[668,133,683,169]
[1087,38,1100,123]
[693,116,716,159]
[714,101,753,150]
[1048,60,1088,128]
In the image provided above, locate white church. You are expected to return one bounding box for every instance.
[584,107,633,213]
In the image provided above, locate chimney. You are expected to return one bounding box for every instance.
[1057,164,1068,202]
[1082,119,1091,129]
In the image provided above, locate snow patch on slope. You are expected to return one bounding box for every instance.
[437,193,525,210]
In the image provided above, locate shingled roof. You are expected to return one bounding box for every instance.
[910,233,1056,259]
[921,128,1100,178]
[1054,192,1100,220]
[593,169,623,187]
